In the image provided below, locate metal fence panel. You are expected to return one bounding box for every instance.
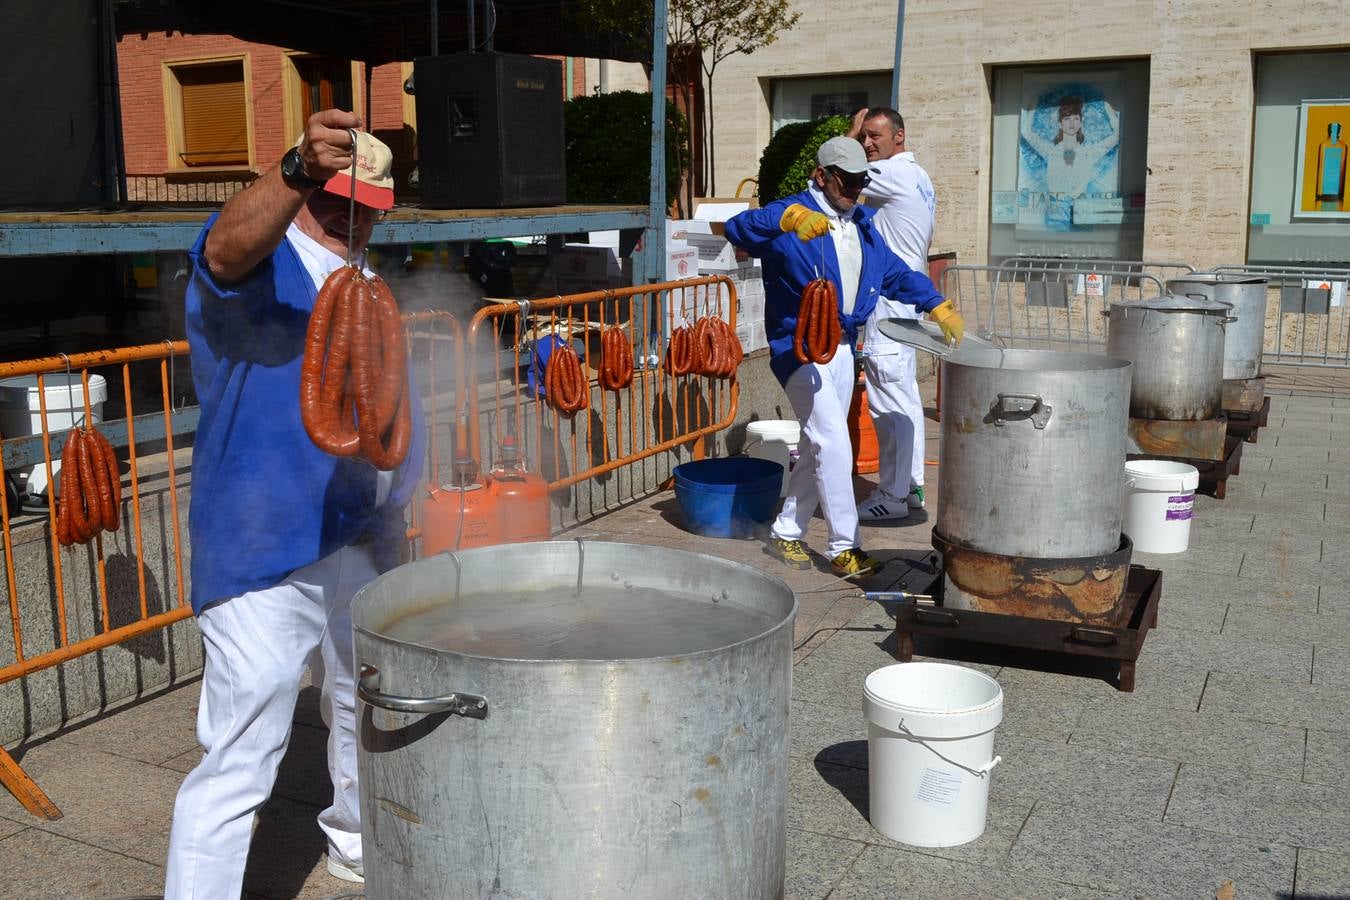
[940,263,1165,351]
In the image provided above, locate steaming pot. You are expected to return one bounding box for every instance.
[351,541,795,899]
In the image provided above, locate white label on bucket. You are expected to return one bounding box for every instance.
[1165,493,1194,522]
[914,768,962,808]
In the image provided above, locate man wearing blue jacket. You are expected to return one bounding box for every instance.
[725,136,963,576]
[165,110,424,896]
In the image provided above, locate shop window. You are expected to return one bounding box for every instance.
[988,60,1150,263]
[770,73,890,134]
[1248,51,1350,267]
[165,59,250,169]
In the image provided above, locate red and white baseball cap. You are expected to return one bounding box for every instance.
[323,131,395,211]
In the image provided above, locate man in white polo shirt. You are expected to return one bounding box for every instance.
[848,106,938,521]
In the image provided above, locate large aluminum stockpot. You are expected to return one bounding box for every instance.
[351,541,796,900]
[1105,293,1235,421]
[1165,274,1269,380]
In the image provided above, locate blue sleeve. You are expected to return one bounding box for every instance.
[724,200,790,256]
[881,248,944,314]
[188,214,275,309]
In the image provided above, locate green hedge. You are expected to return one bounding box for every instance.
[755,115,851,203]
[564,91,688,205]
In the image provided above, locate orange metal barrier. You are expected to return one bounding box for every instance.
[0,341,192,819]
[465,276,739,492]
[0,277,743,819]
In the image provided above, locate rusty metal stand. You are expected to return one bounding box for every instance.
[892,565,1162,692]
[1223,396,1271,444]
[1128,433,1243,500]
[1127,415,1228,461]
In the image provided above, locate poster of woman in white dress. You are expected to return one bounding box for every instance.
[1018,74,1123,231]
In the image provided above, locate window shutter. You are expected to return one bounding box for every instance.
[179,64,248,166]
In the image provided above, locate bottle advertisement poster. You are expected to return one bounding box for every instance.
[1293,99,1350,219]
[1016,73,1124,231]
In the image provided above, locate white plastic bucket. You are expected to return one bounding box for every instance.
[862,662,1003,847]
[1122,459,1199,554]
[744,419,799,498]
[0,374,107,497]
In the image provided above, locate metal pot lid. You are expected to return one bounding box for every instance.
[875,318,999,358]
[1110,292,1233,313]
[1166,274,1267,287]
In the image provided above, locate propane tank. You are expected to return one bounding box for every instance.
[484,435,551,543]
[421,456,503,555]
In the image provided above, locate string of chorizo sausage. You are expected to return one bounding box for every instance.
[664,325,694,376]
[599,326,634,392]
[793,278,842,364]
[544,343,589,416]
[56,425,121,547]
[691,316,743,379]
[300,265,411,471]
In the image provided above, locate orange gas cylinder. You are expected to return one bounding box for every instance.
[484,436,551,543]
[849,377,880,475]
[421,459,504,555]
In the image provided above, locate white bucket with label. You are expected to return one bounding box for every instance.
[1122,460,1199,554]
[862,662,1003,848]
[0,374,107,498]
[744,419,799,498]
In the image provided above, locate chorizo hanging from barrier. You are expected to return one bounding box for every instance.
[690,316,743,380]
[300,266,411,470]
[664,325,694,376]
[793,278,842,365]
[545,342,589,416]
[56,425,122,547]
[599,326,634,391]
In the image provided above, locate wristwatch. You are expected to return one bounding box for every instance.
[280,147,326,190]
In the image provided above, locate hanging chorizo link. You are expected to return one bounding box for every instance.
[600,326,633,391]
[301,266,410,468]
[55,424,122,546]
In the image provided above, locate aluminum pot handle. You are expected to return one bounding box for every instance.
[358,664,488,719]
[991,393,1052,429]
[1218,316,1238,325]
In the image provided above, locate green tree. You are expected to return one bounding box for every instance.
[684,0,801,196]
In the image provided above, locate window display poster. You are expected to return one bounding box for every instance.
[810,92,868,120]
[1017,73,1124,231]
[1294,100,1350,219]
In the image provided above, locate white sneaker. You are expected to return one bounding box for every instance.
[858,496,910,521]
[907,486,926,509]
[327,850,365,883]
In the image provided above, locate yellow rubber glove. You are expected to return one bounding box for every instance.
[779,203,831,241]
[929,300,965,346]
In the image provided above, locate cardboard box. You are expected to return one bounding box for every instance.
[667,247,699,280]
[691,197,758,236]
[686,232,745,272]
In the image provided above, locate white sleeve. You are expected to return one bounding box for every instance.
[860,158,905,204]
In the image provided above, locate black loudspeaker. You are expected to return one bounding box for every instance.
[414,52,565,209]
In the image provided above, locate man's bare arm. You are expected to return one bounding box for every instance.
[203,109,363,283]
[846,107,870,141]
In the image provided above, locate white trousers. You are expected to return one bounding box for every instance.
[165,544,377,900]
[862,344,925,501]
[773,346,861,558]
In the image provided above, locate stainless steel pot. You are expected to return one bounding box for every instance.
[1165,274,1268,380]
[933,347,1132,559]
[351,541,796,899]
[1105,294,1235,421]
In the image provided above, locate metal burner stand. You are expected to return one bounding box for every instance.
[1221,376,1271,444]
[1126,414,1243,499]
[887,561,1162,692]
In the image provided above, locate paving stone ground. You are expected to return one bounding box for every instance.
[2,369,1348,899]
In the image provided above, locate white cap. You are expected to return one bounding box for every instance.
[816,136,875,174]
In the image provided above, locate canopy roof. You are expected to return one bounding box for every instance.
[113,0,652,66]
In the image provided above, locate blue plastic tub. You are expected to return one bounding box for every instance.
[673,457,784,538]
